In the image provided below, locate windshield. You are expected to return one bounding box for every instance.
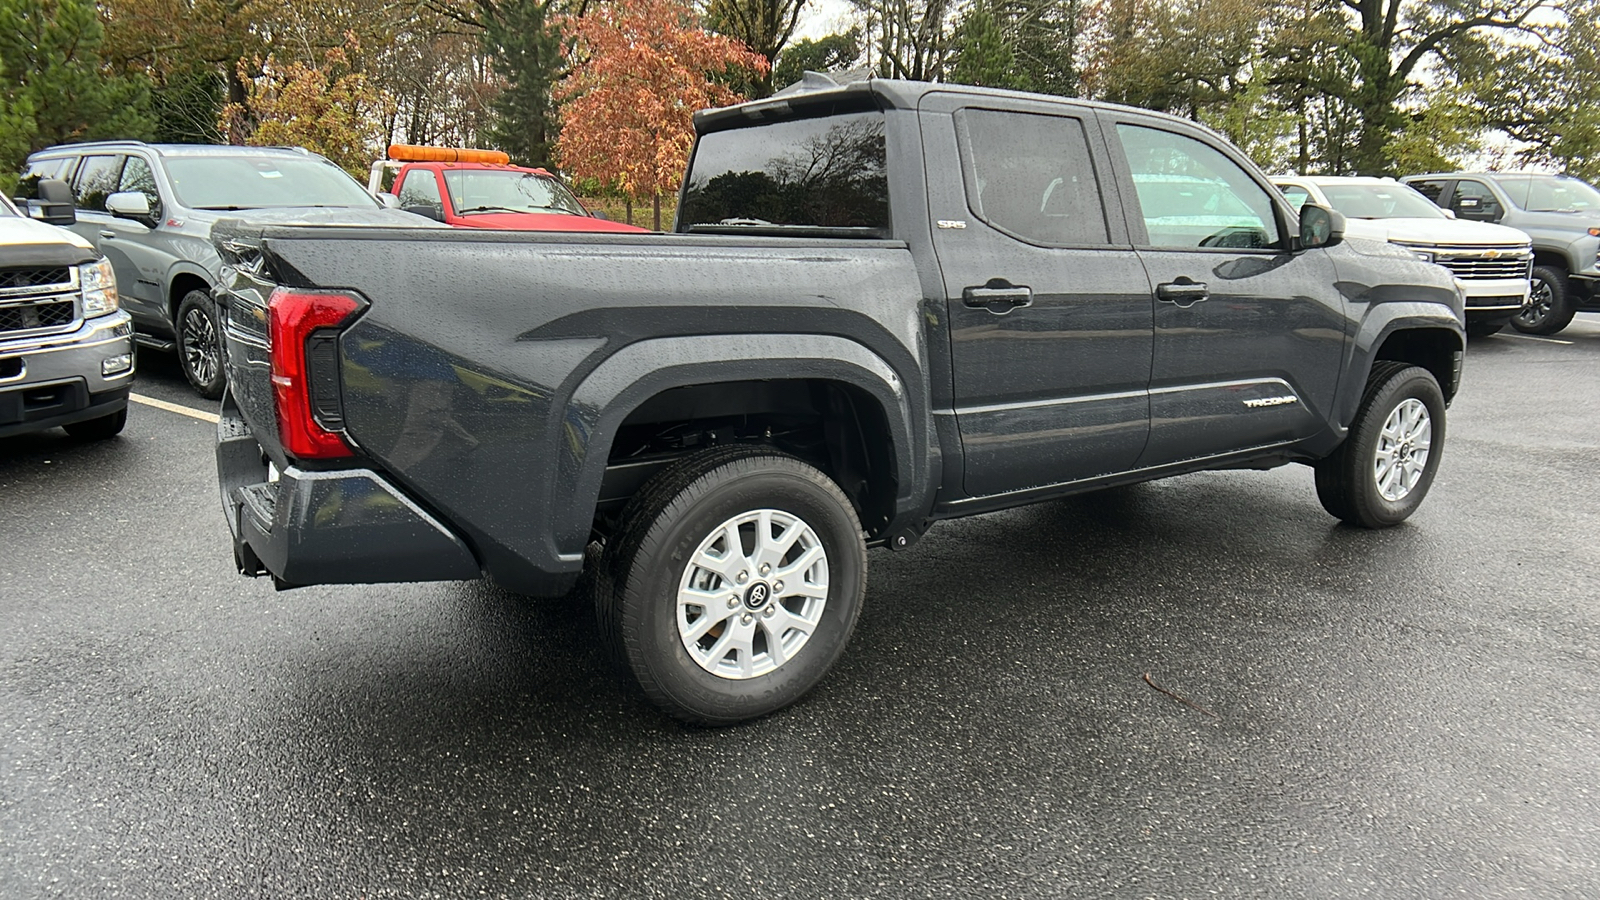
[164,155,379,210]
[1498,175,1600,212]
[1318,183,1445,219]
[441,170,588,216]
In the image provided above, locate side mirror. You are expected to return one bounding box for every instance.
[376,191,401,209]
[34,178,76,226]
[105,191,153,225]
[589,209,611,221]
[403,205,444,222]
[1298,204,1346,249]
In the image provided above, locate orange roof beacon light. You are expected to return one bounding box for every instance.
[367,145,513,195]
[386,144,510,165]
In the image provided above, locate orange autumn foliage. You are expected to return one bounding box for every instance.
[558,0,768,204]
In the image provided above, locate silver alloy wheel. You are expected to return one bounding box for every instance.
[1373,397,1432,501]
[676,508,829,680]
[1518,277,1553,327]
[182,305,218,385]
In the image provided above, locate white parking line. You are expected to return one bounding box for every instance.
[1504,334,1575,345]
[130,393,220,423]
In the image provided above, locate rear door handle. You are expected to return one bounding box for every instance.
[99,230,117,239]
[1156,279,1209,307]
[963,281,1033,315]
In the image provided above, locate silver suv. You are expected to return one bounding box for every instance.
[1401,172,1600,335]
[17,143,403,397]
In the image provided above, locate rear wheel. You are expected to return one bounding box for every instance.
[1315,362,1445,528]
[176,289,225,400]
[63,407,127,440]
[1513,265,1576,335]
[597,447,866,725]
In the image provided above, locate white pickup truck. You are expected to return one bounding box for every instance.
[1274,175,1533,337]
[1,179,134,439]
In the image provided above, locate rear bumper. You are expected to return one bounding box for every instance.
[216,396,480,588]
[0,312,134,438]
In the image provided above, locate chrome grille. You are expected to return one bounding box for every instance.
[0,267,72,291]
[0,298,78,335]
[1436,252,1533,281]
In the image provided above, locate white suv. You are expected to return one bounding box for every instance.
[1274,176,1533,337]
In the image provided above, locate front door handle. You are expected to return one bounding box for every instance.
[963,280,1033,315]
[99,230,117,239]
[1156,279,1209,308]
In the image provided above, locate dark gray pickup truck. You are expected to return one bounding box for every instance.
[212,77,1465,724]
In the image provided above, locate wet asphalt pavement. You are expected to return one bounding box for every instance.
[2,322,1598,899]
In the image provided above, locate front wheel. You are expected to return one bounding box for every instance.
[1513,265,1576,335]
[1314,362,1446,528]
[176,289,225,400]
[597,447,867,725]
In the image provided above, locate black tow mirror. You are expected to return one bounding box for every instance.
[1298,203,1346,249]
[35,178,76,227]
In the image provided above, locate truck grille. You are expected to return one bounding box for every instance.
[0,267,72,291]
[1436,252,1533,281]
[0,298,78,335]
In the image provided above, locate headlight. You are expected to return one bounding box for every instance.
[80,258,119,317]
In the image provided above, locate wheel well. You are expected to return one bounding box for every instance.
[596,379,897,538]
[1532,251,1568,273]
[1373,329,1462,402]
[169,274,211,325]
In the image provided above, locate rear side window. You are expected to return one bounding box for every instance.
[15,157,73,200]
[956,108,1110,246]
[678,111,888,235]
[74,155,125,212]
[1408,179,1448,204]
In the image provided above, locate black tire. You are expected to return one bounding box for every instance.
[1314,361,1445,528]
[63,407,127,441]
[1513,265,1576,335]
[1465,318,1506,338]
[176,289,225,399]
[597,446,866,725]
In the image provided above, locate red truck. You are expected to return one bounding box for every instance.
[367,145,648,233]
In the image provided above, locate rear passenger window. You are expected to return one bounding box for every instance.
[15,158,73,200]
[957,108,1110,246]
[73,155,125,212]
[1409,179,1448,204]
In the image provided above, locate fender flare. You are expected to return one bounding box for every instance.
[1339,301,1465,427]
[546,333,927,567]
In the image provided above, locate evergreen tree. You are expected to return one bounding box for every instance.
[0,0,154,174]
[948,2,1024,89]
[773,29,862,88]
[482,0,564,168]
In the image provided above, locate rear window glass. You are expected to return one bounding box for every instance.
[678,111,888,236]
[163,155,378,210]
[957,108,1109,246]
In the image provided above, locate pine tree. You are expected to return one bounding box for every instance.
[0,0,153,175]
[482,0,564,168]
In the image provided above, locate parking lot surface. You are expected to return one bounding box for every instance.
[3,324,1598,898]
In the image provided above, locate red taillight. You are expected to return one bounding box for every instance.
[267,288,361,459]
